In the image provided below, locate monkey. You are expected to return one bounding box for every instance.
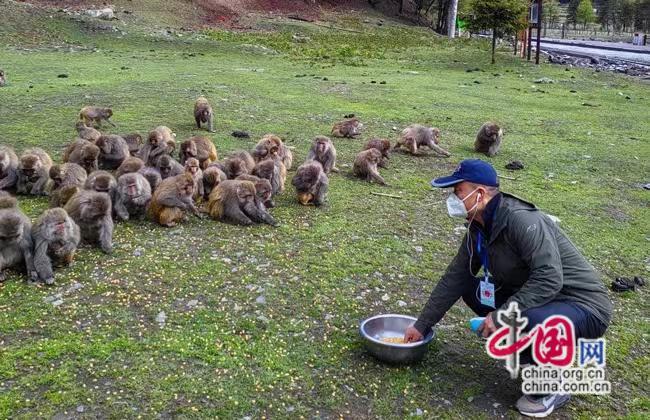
[183,157,204,202]
[194,96,215,132]
[156,154,184,179]
[62,139,100,174]
[474,122,503,157]
[179,136,218,169]
[236,174,275,208]
[147,173,202,227]
[95,134,130,170]
[363,138,391,168]
[253,155,286,196]
[49,185,80,208]
[138,167,162,193]
[123,133,143,156]
[292,160,329,207]
[0,69,5,87]
[251,134,293,170]
[115,156,145,178]
[223,150,255,179]
[16,147,53,196]
[48,163,87,206]
[394,124,450,157]
[64,190,113,254]
[306,135,338,174]
[353,148,387,185]
[75,121,102,142]
[84,170,117,199]
[31,208,80,285]
[331,118,363,138]
[207,180,278,227]
[0,192,36,282]
[0,146,19,190]
[114,173,152,221]
[138,126,176,166]
[79,106,115,128]
[202,165,227,200]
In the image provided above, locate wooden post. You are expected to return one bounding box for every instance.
[535,0,543,65]
[527,26,532,61]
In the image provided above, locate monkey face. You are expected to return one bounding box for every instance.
[159,165,172,178]
[0,217,23,243]
[297,192,314,206]
[430,128,441,144]
[187,165,199,176]
[126,182,140,198]
[104,109,113,118]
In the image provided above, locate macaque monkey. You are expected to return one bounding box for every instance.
[49,185,80,209]
[147,173,201,227]
[251,134,293,170]
[0,69,5,87]
[156,155,184,179]
[95,134,130,170]
[179,136,218,169]
[64,190,113,254]
[84,170,117,198]
[115,156,145,178]
[207,180,278,226]
[138,126,176,166]
[474,122,503,157]
[31,208,80,285]
[0,192,35,282]
[353,148,386,185]
[363,138,391,168]
[292,160,329,206]
[16,148,53,196]
[331,118,363,138]
[253,155,286,196]
[138,167,162,192]
[79,106,115,128]
[0,146,19,190]
[63,139,100,174]
[75,121,102,142]
[114,173,152,221]
[123,133,143,156]
[394,124,450,157]
[194,96,215,132]
[236,174,275,208]
[223,151,255,179]
[48,163,87,207]
[202,165,227,200]
[184,158,204,201]
[306,135,338,174]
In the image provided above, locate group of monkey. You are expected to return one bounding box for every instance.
[0,95,504,286]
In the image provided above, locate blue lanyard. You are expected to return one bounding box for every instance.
[477,231,490,282]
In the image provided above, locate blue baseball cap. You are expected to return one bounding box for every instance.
[431,159,499,188]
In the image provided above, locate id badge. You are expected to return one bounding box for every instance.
[479,278,496,308]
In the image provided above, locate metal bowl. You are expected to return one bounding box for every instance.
[359,314,435,364]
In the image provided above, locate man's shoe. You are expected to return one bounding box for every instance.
[516,393,571,418]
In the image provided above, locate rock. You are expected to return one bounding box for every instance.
[133,247,144,257]
[414,246,423,253]
[397,300,407,307]
[76,405,85,413]
[643,183,650,190]
[186,299,199,308]
[505,160,524,170]
[231,130,250,138]
[413,408,423,416]
[155,311,166,327]
[256,295,266,304]
[381,293,389,302]
[85,8,114,20]
[51,299,64,307]
[534,77,554,84]
[57,74,68,78]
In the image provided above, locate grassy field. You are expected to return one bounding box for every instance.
[0,1,649,418]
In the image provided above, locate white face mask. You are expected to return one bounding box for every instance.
[446,188,481,218]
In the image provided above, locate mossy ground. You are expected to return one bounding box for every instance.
[0,1,648,418]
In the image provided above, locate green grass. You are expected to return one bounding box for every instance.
[0,2,649,418]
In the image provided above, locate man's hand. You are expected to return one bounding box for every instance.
[404,325,424,343]
[478,311,497,338]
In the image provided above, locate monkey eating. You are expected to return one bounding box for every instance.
[0,146,19,190]
[114,173,152,221]
[123,133,144,156]
[75,121,102,142]
[202,165,227,200]
[48,163,87,207]
[31,208,80,285]
[64,190,114,254]
[156,155,184,179]
[331,118,363,138]
[84,170,117,198]
[474,122,503,157]
[207,179,278,226]
[0,192,36,283]
[292,160,329,206]
[194,96,216,132]
[306,135,338,174]
[63,139,100,174]
[353,148,387,185]
[363,138,391,168]
[251,134,293,170]
[138,126,176,166]
[222,150,255,179]
[253,154,286,196]
[179,136,218,169]
[147,173,202,227]
[79,106,115,128]
[236,174,275,208]
[184,157,204,202]
[16,147,53,196]
[95,134,130,170]
[394,124,450,157]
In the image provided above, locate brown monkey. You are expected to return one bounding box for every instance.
[64,190,113,254]
[48,163,87,206]
[16,147,53,196]
[202,165,227,200]
[31,208,80,285]
[79,106,115,128]
[114,173,152,221]
[84,170,117,198]
[0,146,19,190]
[0,69,5,87]
[148,173,201,227]
[156,155,184,179]
[95,134,130,170]
[292,160,329,206]
[236,174,275,208]
[0,192,36,282]
[138,167,162,193]
[331,118,363,138]
[306,135,338,174]
[122,133,143,156]
[184,157,204,201]
[194,96,215,132]
[253,156,286,196]
[75,121,102,142]
[353,148,386,185]
[363,138,391,168]
[223,150,255,179]
[207,180,278,226]
[179,136,218,169]
[63,139,100,174]
[474,122,503,157]
[394,124,450,157]
[138,126,175,166]
[251,134,293,170]
[115,156,145,178]
[49,185,80,209]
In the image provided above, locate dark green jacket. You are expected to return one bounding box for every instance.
[414,193,612,333]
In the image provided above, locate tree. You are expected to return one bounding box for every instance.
[465,0,528,64]
[576,0,596,29]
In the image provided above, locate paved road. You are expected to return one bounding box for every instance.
[539,39,650,64]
